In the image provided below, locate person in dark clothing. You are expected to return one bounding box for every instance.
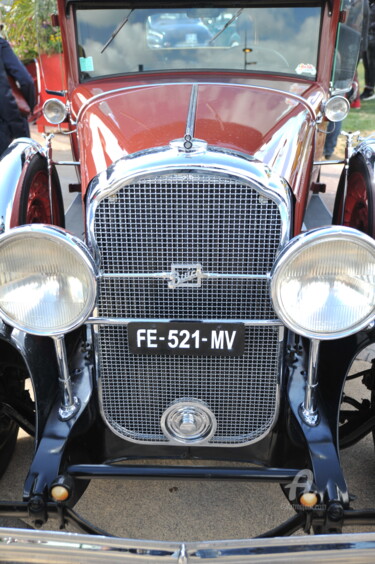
[0,37,35,114]
[360,1,375,100]
[0,56,29,156]
[0,37,35,156]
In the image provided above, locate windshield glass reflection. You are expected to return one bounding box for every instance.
[76,6,321,80]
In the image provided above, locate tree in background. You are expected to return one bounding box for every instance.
[3,0,61,62]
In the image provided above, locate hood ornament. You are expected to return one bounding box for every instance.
[169,84,207,154]
[183,134,193,151]
[169,136,207,154]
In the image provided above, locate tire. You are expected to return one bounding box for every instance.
[18,153,65,227]
[332,154,375,236]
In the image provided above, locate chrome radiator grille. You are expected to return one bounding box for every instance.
[93,172,284,446]
[98,325,280,444]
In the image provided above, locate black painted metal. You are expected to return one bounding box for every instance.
[2,501,375,538]
[343,509,375,526]
[256,514,306,538]
[23,365,93,500]
[67,464,300,482]
[286,338,350,530]
[0,402,35,436]
[0,323,60,443]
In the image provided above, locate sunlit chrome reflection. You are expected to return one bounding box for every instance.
[271,227,375,339]
[0,225,97,335]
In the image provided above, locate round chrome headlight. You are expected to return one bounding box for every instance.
[0,225,97,335]
[323,95,350,123]
[43,98,67,125]
[271,227,375,340]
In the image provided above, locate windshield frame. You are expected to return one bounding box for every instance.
[73,2,325,82]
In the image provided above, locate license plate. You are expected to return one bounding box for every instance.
[128,322,245,356]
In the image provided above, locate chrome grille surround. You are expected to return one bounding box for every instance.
[87,145,292,447]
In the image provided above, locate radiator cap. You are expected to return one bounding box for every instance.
[161,399,217,445]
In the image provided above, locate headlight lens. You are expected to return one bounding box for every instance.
[42,98,67,125]
[323,95,350,122]
[0,225,97,335]
[271,227,375,339]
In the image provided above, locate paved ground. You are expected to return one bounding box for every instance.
[1,129,375,541]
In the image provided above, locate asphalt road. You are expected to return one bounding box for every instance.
[1,131,375,541]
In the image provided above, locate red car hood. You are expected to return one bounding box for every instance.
[74,80,322,198]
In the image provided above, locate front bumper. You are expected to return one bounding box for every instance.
[2,527,375,563]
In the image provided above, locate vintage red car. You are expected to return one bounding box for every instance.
[0,0,375,542]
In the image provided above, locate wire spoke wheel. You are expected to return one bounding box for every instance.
[19,154,65,227]
[333,154,374,236]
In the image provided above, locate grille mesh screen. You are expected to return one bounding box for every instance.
[98,325,280,444]
[94,174,281,275]
[98,278,275,319]
[93,173,284,445]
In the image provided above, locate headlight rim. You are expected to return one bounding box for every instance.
[42,98,68,125]
[270,226,375,340]
[323,95,350,123]
[0,224,97,336]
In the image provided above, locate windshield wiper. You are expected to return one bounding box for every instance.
[209,8,243,45]
[101,9,134,54]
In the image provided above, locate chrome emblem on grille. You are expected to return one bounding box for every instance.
[168,263,203,289]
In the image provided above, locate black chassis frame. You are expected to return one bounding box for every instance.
[1,316,375,536]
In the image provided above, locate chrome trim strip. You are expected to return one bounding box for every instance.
[53,335,81,421]
[300,339,320,426]
[314,159,344,165]
[33,57,42,109]
[74,81,317,124]
[0,138,45,233]
[101,272,271,280]
[54,160,80,166]
[86,148,292,264]
[185,84,199,139]
[45,133,55,222]
[88,317,282,326]
[3,528,375,562]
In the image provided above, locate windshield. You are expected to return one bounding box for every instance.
[75,5,322,80]
[332,0,363,92]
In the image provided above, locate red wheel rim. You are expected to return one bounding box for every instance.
[25,170,59,224]
[342,171,369,232]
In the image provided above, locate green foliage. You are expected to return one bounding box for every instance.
[343,61,375,138]
[4,0,61,61]
[333,63,375,157]
[343,98,375,138]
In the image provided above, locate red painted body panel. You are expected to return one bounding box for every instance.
[72,76,323,232]
[26,54,67,133]
[56,0,341,234]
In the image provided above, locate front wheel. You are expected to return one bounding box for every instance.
[332,154,375,236]
[18,154,65,227]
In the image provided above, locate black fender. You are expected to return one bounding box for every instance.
[0,319,59,442]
